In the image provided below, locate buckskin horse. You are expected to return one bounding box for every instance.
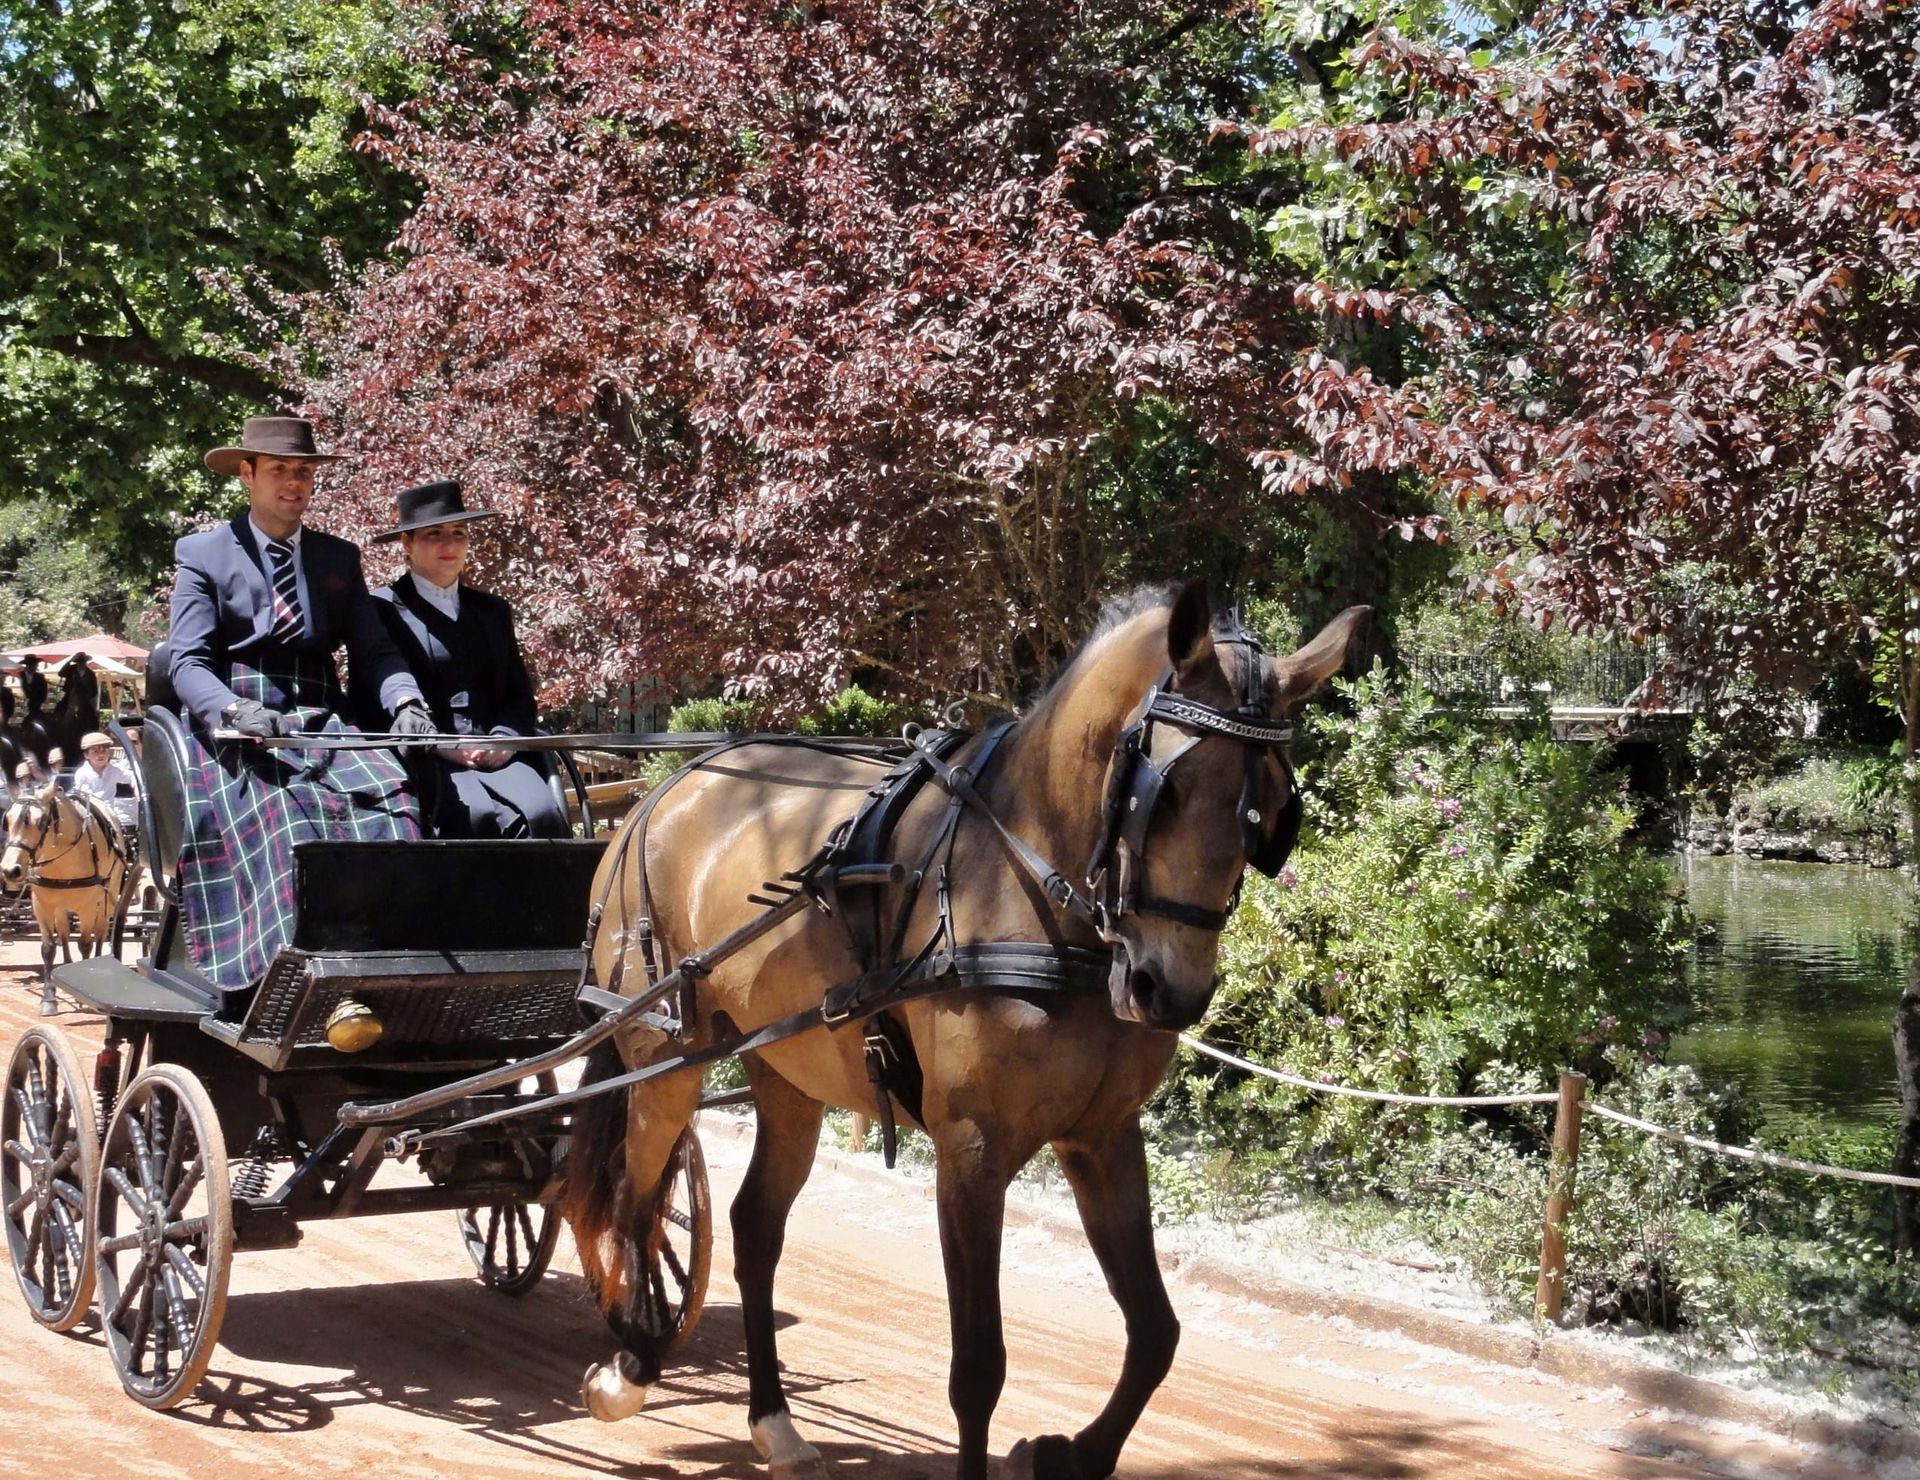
[564,584,1366,1478]
[1,782,129,1016]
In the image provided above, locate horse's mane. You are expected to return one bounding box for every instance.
[1023,584,1178,721]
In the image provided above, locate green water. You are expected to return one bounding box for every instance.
[1670,854,1909,1133]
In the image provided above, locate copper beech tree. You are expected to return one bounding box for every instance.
[295,0,1385,708]
[1230,0,1920,1236]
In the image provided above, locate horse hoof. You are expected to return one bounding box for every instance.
[1004,1435,1079,1479]
[37,995,57,1018]
[581,1359,649,1422]
[751,1411,825,1477]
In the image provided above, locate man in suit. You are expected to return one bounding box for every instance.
[166,417,440,989]
[363,479,569,839]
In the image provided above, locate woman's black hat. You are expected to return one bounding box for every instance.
[369,480,497,543]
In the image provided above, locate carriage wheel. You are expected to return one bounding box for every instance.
[455,1070,560,1295]
[2,1027,100,1330]
[457,1198,561,1296]
[636,1127,712,1352]
[94,1064,233,1410]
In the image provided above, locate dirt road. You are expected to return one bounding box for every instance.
[0,939,1880,1478]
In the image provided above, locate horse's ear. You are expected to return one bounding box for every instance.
[1167,580,1214,678]
[1273,605,1370,710]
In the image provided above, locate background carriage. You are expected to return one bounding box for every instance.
[3,702,714,1409]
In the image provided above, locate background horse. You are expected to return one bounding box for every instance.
[48,653,101,758]
[1,782,129,1015]
[564,583,1366,1479]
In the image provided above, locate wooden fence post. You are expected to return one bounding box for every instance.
[1535,1070,1588,1324]
[850,1113,871,1152]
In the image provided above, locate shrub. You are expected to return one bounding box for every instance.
[795,685,912,738]
[1180,667,1694,1180]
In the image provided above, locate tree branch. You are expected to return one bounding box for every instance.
[44,333,284,403]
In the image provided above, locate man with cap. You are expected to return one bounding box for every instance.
[167,416,437,989]
[362,480,569,839]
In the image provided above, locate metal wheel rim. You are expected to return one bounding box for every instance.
[1,1027,99,1330]
[94,1065,232,1410]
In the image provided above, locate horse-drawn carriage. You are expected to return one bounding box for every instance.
[4,704,716,1409]
[4,589,1361,1479]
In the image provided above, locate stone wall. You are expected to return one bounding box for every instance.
[1685,802,1906,868]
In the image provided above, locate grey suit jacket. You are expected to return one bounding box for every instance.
[167,515,417,730]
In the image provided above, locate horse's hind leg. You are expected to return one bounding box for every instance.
[581,1067,704,1421]
[1009,1115,1176,1480]
[733,1060,826,1477]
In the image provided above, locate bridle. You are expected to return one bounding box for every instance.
[1081,614,1301,933]
[916,613,1303,942]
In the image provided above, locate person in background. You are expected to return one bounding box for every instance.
[70,731,137,830]
[363,480,569,839]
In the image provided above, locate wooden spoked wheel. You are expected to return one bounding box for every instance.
[457,1198,561,1296]
[641,1127,712,1352]
[2,1027,100,1330]
[94,1064,233,1410]
[456,1070,560,1296]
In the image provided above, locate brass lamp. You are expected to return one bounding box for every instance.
[325,998,384,1053]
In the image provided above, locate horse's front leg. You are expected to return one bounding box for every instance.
[37,923,58,1016]
[1009,1115,1177,1480]
[734,1061,826,1477]
[935,1133,1013,1480]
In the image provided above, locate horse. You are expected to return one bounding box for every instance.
[1,782,130,1016]
[16,655,56,768]
[562,582,1367,1479]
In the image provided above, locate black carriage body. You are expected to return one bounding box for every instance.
[57,830,605,1251]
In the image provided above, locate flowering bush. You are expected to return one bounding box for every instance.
[1173,668,1694,1175]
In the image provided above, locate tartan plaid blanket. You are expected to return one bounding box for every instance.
[178,653,419,988]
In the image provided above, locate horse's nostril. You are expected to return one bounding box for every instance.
[1130,968,1159,1016]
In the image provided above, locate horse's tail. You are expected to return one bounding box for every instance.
[563,1041,632,1315]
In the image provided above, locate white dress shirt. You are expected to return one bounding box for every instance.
[72,756,137,825]
[412,573,462,620]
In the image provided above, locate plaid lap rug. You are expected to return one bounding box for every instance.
[178,653,419,989]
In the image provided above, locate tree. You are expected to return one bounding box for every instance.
[297,0,1433,709]
[1235,0,1919,1237]
[0,0,426,573]
[0,501,135,647]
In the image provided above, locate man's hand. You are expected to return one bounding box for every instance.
[223,700,286,739]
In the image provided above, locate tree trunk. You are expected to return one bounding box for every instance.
[1895,615,1920,1252]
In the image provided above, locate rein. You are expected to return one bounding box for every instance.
[361,613,1309,1151]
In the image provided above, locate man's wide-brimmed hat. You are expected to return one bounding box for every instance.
[370,480,497,543]
[204,417,345,477]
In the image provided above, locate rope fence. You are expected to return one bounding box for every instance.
[1179,1033,1920,1320]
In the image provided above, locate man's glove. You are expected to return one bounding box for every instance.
[223,699,286,739]
[389,701,438,744]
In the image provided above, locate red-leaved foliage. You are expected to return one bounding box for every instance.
[298,1,1350,709]
[1249,0,1920,707]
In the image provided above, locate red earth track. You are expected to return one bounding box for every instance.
[0,938,1870,1478]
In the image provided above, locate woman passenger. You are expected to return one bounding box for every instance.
[365,480,570,839]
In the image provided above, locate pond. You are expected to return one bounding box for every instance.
[1670,854,1909,1134]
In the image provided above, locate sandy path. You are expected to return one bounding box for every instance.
[0,932,1871,1478]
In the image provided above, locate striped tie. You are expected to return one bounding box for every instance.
[264,536,306,644]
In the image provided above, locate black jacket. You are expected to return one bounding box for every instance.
[362,574,540,737]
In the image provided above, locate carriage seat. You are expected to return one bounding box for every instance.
[208,836,608,1070]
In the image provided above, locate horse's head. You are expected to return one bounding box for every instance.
[0,783,62,891]
[1067,583,1366,1031]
